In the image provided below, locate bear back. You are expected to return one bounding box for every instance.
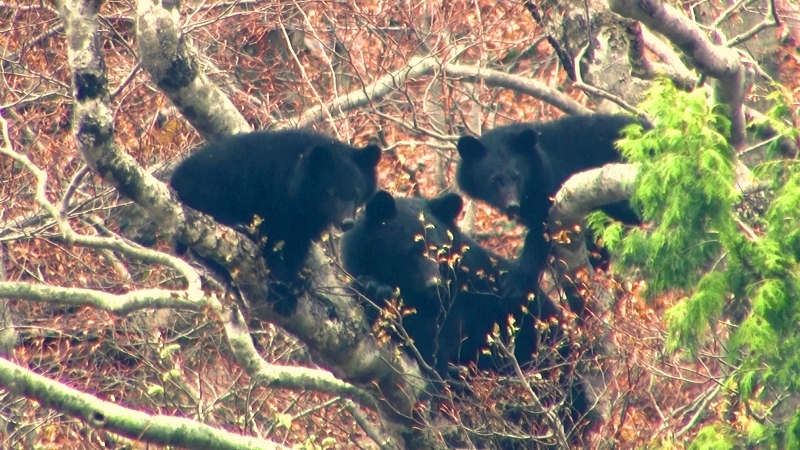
[456,113,639,226]
[170,129,381,283]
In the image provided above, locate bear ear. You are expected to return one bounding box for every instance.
[306,146,337,174]
[428,193,463,224]
[365,190,397,222]
[354,144,382,169]
[509,128,538,154]
[457,136,486,160]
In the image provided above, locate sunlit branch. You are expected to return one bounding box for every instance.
[550,164,638,224]
[220,306,378,408]
[0,282,207,315]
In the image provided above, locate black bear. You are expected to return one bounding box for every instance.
[340,190,561,375]
[340,190,591,437]
[456,114,641,286]
[170,129,381,314]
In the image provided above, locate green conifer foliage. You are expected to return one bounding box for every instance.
[599,80,800,447]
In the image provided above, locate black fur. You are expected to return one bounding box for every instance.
[340,190,592,434]
[340,191,561,372]
[457,114,641,283]
[170,129,381,314]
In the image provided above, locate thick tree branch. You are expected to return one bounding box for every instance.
[546,163,639,288]
[61,0,272,324]
[55,1,433,446]
[639,25,693,77]
[608,0,745,146]
[135,0,250,140]
[221,306,378,409]
[625,21,696,91]
[550,164,638,227]
[0,357,289,450]
[0,283,378,409]
[0,281,207,315]
[609,0,747,145]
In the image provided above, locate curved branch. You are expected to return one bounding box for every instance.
[296,56,440,128]
[0,357,288,450]
[549,164,638,225]
[221,306,378,409]
[0,112,201,291]
[0,280,378,407]
[546,163,639,305]
[295,56,591,128]
[443,64,592,115]
[625,21,697,92]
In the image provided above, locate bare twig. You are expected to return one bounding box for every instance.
[109,63,142,101]
[675,384,722,438]
[60,165,91,220]
[345,400,393,448]
[277,18,337,135]
[493,338,566,448]
[525,1,576,81]
[727,0,782,48]
[0,112,201,290]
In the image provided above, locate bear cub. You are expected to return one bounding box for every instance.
[170,129,381,314]
[341,190,591,433]
[340,190,561,376]
[456,114,641,279]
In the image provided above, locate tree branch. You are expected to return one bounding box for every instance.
[624,21,696,91]
[0,281,207,315]
[0,282,379,409]
[550,164,638,226]
[0,112,201,289]
[638,25,693,77]
[608,0,747,145]
[0,357,289,450]
[63,1,434,446]
[135,0,250,140]
[221,305,378,409]
[295,56,591,128]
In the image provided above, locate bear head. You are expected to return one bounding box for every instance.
[290,143,381,232]
[456,126,552,220]
[341,190,464,297]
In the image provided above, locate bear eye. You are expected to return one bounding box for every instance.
[490,175,504,186]
[509,172,520,182]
